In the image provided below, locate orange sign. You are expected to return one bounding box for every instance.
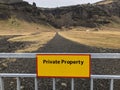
[36,54,91,78]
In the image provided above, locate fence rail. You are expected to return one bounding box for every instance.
[0,53,119,59]
[0,53,120,90]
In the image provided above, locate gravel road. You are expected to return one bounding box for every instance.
[37,33,120,53]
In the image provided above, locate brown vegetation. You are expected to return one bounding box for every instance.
[59,29,120,49]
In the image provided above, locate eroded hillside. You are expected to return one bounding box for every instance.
[0,0,120,29]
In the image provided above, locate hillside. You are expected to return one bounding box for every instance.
[0,0,23,4]
[41,0,120,28]
[0,1,49,26]
[96,0,117,5]
[0,0,120,29]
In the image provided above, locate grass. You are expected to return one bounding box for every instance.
[97,0,114,5]
[8,32,56,52]
[59,29,120,49]
[0,18,55,35]
[0,18,56,52]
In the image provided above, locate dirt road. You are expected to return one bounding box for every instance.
[36,32,120,53]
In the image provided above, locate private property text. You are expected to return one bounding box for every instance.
[43,59,84,65]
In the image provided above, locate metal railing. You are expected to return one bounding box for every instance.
[0,53,120,90]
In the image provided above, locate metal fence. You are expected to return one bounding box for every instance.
[0,53,120,90]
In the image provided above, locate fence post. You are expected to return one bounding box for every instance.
[17,77,20,90]
[35,77,38,90]
[53,78,56,90]
[71,78,74,90]
[0,77,4,90]
[90,78,93,90]
[110,79,114,90]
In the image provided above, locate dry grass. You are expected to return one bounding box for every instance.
[0,19,56,52]
[59,30,120,49]
[0,19,55,35]
[8,32,56,52]
[97,0,114,5]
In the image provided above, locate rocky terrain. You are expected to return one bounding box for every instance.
[42,0,120,28]
[0,0,23,4]
[0,1,49,26]
[0,0,120,28]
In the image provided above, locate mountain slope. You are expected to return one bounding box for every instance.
[96,0,118,5]
[40,0,120,28]
[0,0,23,4]
[0,0,120,29]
